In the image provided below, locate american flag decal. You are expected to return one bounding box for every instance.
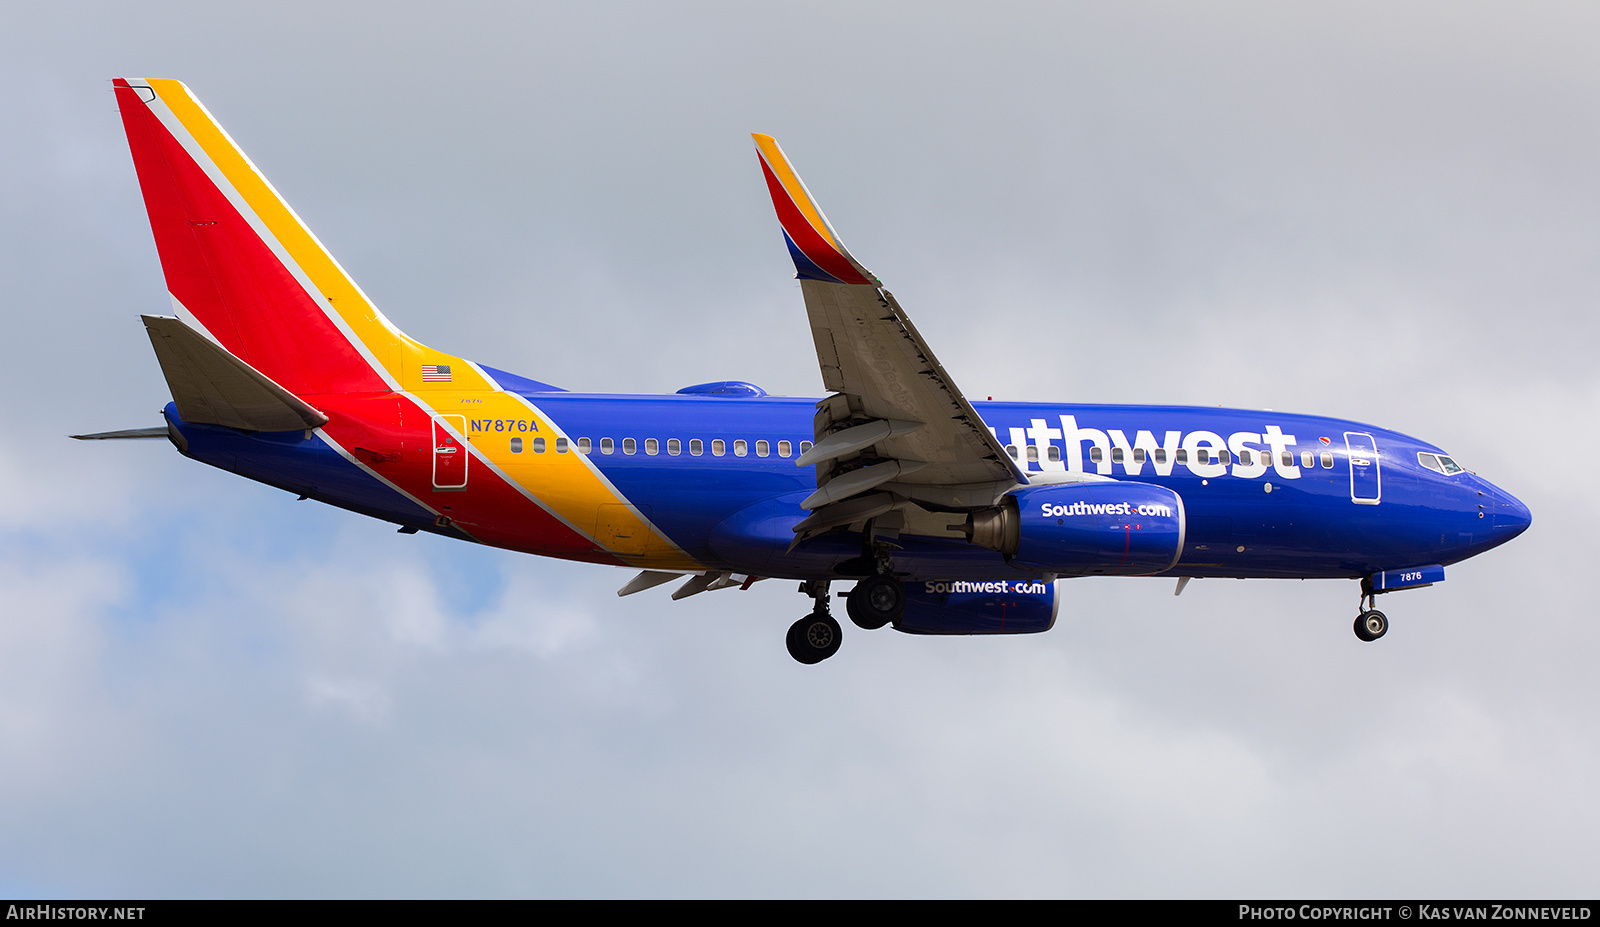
[421,364,452,382]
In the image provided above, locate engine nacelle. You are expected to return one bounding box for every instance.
[967,482,1186,576]
[895,579,1058,635]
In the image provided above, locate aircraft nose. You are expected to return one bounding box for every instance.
[1489,487,1532,541]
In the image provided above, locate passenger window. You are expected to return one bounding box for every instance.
[1111,448,1124,463]
[623,438,637,455]
[1321,452,1334,468]
[1154,449,1166,465]
[1006,444,1019,460]
[778,440,792,457]
[1301,451,1313,469]
[645,438,658,456]
[756,440,770,457]
[667,438,681,456]
[712,439,726,456]
[1048,446,1061,462]
[555,437,569,454]
[1282,452,1294,468]
[533,436,546,453]
[1133,448,1146,464]
[1090,447,1103,463]
[510,437,523,453]
[734,439,748,457]
[1025,446,1038,461]
[600,437,614,455]
[1176,449,1189,464]
[1219,449,1231,465]
[1196,449,1210,465]
[690,439,703,456]
[799,441,813,454]
[1239,450,1252,466]
[578,437,592,454]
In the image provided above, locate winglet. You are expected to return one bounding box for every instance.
[752,135,879,287]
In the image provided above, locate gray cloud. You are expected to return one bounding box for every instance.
[0,0,1595,897]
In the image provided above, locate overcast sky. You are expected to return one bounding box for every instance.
[2,1,1597,898]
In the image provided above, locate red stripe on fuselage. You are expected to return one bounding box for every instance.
[114,81,386,396]
[311,393,626,565]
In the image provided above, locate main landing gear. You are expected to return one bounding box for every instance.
[788,580,842,665]
[1353,586,1388,642]
[786,572,907,664]
[846,573,904,630]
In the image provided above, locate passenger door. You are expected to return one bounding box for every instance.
[432,415,468,490]
[1344,431,1381,505]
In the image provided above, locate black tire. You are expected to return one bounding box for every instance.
[846,584,892,630]
[1354,609,1388,642]
[787,613,842,664]
[853,574,904,627]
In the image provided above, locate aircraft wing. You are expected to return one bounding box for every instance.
[753,136,1024,535]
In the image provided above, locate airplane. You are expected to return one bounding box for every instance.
[78,78,1531,665]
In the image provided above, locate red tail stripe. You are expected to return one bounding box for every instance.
[114,81,386,396]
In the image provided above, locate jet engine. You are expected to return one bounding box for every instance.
[966,482,1186,576]
[894,579,1058,635]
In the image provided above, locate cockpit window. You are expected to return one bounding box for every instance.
[1418,452,1465,475]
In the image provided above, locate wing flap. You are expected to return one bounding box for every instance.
[142,315,329,432]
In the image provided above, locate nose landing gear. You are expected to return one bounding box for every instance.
[1354,608,1388,641]
[1353,587,1388,642]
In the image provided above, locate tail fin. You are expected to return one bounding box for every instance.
[113,79,489,397]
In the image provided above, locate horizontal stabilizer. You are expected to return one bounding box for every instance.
[142,315,329,432]
[69,427,170,440]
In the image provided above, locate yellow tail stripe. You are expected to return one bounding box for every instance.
[752,133,846,254]
[146,80,698,569]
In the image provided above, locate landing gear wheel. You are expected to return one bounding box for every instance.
[847,574,903,630]
[787,612,843,664]
[1354,609,1388,642]
[846,584,891,630]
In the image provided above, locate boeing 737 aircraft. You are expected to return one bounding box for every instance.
[80,78,1531,664]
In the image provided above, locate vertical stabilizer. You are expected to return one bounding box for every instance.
[112,78,490,397]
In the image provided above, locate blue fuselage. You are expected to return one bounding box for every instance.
[170,388,1531,583]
